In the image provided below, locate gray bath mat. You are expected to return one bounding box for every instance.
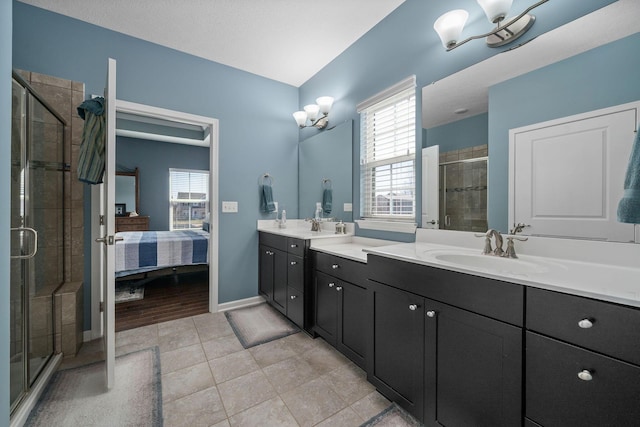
[361,403,422,427]
[225,303,299,348]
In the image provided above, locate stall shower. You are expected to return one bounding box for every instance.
[439,145,488,232]
[10,72,67,414]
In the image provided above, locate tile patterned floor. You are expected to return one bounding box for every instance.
[60,311,414,427]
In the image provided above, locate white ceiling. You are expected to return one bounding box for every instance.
[18,0,405,87]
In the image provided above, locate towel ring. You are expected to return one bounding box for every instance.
[259,173,274,186]
[322,178,332,190]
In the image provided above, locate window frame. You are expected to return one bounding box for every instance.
[169,168,210,231]
[357,76,417,226]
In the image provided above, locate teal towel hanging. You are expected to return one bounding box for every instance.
[617,126,640,223]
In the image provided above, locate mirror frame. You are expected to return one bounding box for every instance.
[116,167,139,214]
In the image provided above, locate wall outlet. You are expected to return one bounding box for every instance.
[344,203,353,212]
[222,201,238,213]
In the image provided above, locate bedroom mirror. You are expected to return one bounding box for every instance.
[116,167,139,214]
[298,120,353,221]
[422,2,637,239]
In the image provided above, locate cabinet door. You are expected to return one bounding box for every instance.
[337,281,367,368]
[287,286,304,329]
[272,247,287,314]
[368,281,424,421]
[314,271,338,344]
[527,332,640,427]
[424,299,522,427]
[258,244,274,300]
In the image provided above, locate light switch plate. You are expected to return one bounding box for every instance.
[344,203,353,212]
[222,201,238,213]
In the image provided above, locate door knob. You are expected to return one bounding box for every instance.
[578,370,593,381]
[578,318,594,329]
[331,264,339,269]
[290,261,297,265]
[426,310,436,318]
[290,295,297,300]
[328,283,335,288]
[409,304,418,311]
[336,286,342,291]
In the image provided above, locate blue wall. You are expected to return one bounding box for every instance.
[488,33,640,232]
[298,0,616,240]
[12,2,300,328]
[2,1,12,424]
[116,137,210,231]
[425,113,488,152]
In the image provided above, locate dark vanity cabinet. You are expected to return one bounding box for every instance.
[525,287,640,427]
[258,232,309,329]
[312,251,368,368]
[367,254,524,426]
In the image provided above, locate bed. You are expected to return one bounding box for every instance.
[115,229,209,278]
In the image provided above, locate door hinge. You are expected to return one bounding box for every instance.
[100,301,104,312]
[99,215,105,225]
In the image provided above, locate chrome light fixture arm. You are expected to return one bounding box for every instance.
[445,0,549,51]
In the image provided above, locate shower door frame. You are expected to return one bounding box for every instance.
[10,71,68,416]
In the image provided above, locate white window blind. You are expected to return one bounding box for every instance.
[359,76,416,220]
[169,169,209,230]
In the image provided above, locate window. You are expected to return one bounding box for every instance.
[169,169,209,230]
[358,76,416,221]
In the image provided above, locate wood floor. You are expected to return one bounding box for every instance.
[115,270,209,332]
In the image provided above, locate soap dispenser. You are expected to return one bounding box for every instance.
[279,209,287,228]
[315,202,322,220]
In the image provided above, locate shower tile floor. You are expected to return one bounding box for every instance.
[60,311,417,427]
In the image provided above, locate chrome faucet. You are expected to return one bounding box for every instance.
[502,235,528,258]
[476,229,504,256]
[306,218,321,232]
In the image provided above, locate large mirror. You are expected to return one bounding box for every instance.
[299,120,353,222]
[116,167,139,215]
[422,2,638,240]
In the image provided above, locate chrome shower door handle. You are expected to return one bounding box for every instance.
[10,227,38,259]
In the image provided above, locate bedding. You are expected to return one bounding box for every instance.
[115,229,209,278]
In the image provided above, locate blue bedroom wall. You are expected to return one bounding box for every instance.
[488,33,640,232]
[298,0,616,240]
[1,1,13,424]
[12,1,300,329]
[425,113,488,152]
[116,137,210,231]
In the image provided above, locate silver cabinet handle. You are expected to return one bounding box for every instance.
[290,244,298,248]
[290,295,297,300]
[578,370,593,381]
[10,227,38,259]
[578,319,594,329]
[336,286,342,291]
[426,310,436,318]
[409,304,418,311]
[328,282,335,288]
[290,261,297,265]
[332,264,339,269]
[265,250,273,255]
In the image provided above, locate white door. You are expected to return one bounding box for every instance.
[422,145,439,229]
[97,58,117,389]
[510,106,637,242]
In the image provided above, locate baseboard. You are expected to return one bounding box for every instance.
[10,353,62,427]
[217,296,265,312]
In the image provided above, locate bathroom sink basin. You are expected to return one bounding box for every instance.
[427,251,550,275]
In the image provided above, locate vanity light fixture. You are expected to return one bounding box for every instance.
[434,0,548,51]
[293,96,334,129]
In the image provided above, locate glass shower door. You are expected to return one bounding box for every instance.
[10,75,63,413]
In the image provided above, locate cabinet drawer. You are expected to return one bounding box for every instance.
[287,254,304,291]
[287,238,306,257]
[526,332,640,427]
[314,251,367,286]
[527,287,640,365]
[259,232,287,251]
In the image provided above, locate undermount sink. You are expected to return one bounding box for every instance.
[424,250,553,275]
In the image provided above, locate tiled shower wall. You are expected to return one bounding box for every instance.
[15,70,85,357]
[439,144,488,233]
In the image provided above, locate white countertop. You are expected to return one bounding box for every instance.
[364,230,640,309]
[310,236,393,263]
[257,219,355,240]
